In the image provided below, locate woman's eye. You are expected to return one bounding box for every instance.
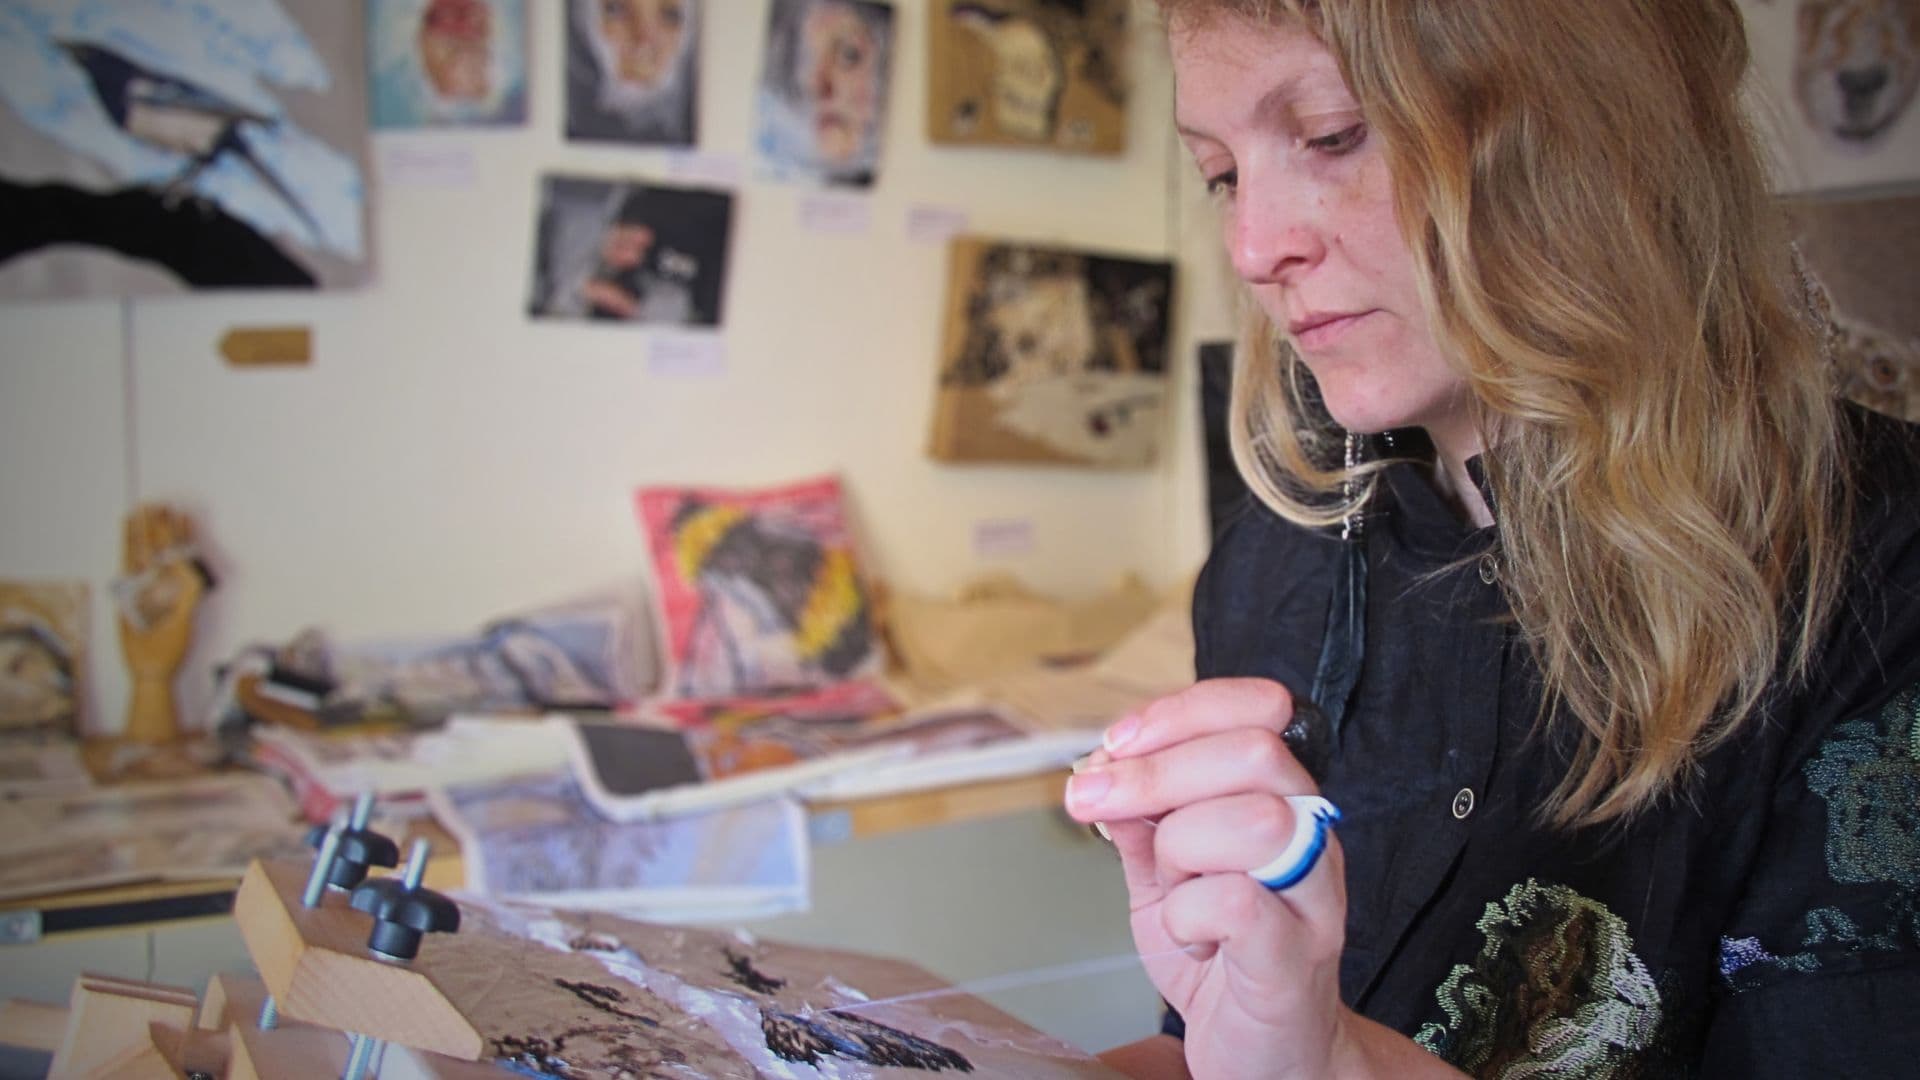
[1304,123,1367,155]
[1203,169,1237,198]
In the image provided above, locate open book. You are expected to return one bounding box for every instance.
[562,682,1098,821]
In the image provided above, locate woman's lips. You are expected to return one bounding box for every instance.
[1289,311,1374,352]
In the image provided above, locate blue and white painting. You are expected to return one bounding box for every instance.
[369,0,526,129]
[0,0,369,297]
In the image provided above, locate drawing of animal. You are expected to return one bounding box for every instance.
[1792,0,1920,141]
[951,3,1064,140]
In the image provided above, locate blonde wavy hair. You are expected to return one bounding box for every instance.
[1165,0,1854,826]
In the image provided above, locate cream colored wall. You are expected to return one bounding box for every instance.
[0,1,1222,736]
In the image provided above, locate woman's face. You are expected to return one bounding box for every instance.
[802,2,880,162]
[1171,16,1471,452]
[598,0,687,89]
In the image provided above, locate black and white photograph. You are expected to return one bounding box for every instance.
[528,174,734,328]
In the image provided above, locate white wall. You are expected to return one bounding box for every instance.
[0,0,1220,736]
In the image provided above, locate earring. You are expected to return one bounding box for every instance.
[1340,431,1364,542]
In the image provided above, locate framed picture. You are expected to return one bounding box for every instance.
[927,0,1129,154]
[1786,191,1920,422]
[929,237,1175,467]
[564,0,698,146]
[528,174,734,328]
[1740,0,1920,192]
[754,0,896,187]
[0,0,371,297]
[368,0,529,129]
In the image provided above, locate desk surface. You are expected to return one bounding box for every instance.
[1,768,1071,943]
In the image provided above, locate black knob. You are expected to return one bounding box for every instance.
[348,839,459,960]
[304,793,399,891]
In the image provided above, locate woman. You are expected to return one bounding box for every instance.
[1064,2,1920,1077]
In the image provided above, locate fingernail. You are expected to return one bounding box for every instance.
[1066,768,1111,810]
[1104,714,1141,752]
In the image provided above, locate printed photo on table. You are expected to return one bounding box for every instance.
[754,0,896,187]
[527,174,734,328]
[564,0,698,146]
[368,0,528,129]
[0,0,370,297]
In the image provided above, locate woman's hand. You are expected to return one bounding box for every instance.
[1065,678,1376,1080]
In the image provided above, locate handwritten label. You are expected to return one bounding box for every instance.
[649,334,728,378]
[220,326,312,368]
[800,193,872,235]
[907,204,970,245]
[972,518,1036,558]
[380,141,477,189]
[665,151,743,188]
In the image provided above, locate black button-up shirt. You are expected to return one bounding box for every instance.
[1173,407,1920,1077]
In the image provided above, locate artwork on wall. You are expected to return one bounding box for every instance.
[0,581,87,735]
[633,475,884,700]
[368,0,528,129]
[0,0,371,297]
[1786,192,1920,422]
[929,237,1175,467]
[564,0,698,146]
[527,173,734,327]
[754,0,896,187]
[927,0,1129,154]
[1740,0,1920,191]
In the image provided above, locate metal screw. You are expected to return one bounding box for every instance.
[400,838,431,890]
[342,1032,382,1080]
[302,808,349,908]
[257,995,278,1030]
[349,791,375,831]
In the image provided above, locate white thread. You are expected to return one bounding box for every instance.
[825,945,1201,1015]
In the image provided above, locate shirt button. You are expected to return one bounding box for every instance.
[1478,554,1499,585]
[1452,788,1476,820]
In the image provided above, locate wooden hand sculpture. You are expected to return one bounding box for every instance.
[116,503,208,743]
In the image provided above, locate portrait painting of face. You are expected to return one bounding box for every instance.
[754,0,896,187]
[565,0,699,145]
[0,581,88,735]
[527,173,734,328]
[369,0,528,128]
[1737,0,1920,191]
[927,0,1128,154]
[929,237,1175,467]
[0,0,369,298]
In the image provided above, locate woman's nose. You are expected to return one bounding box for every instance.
[1228,184,1326,286]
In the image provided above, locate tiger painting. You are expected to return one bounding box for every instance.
[1792,0,1920,142]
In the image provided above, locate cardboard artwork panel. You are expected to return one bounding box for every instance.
[368,0,528,129]
[0,580,87,735]
[927,0,1129,154]
[564,0,698,146]
[1739,0,1920,192]
[0,0,370,296]
[528,173,734,327]
[634,476,884,699]
[413,898,1125,1078]
[929,237,1175,467]
[1785,191,1920,422]
[755,0,897,187]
